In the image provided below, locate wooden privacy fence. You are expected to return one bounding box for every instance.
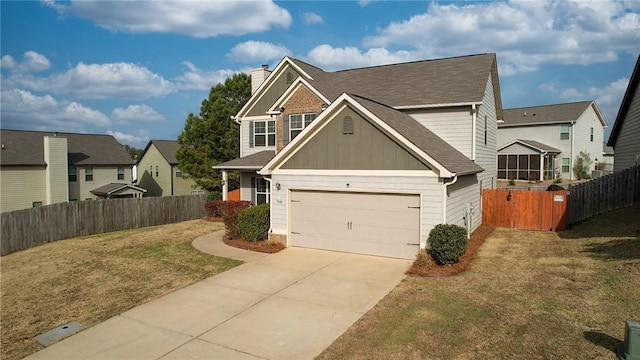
[1,195,207,256]
[228,189,241,201]
[482,189,567,231]
[566,164,640,225]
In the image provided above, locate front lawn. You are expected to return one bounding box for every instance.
[0,220,241,360]
[319,205,640,359]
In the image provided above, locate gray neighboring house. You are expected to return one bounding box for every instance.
[608,54,640,172]
[215,53,502,259]
[497,101,607,180]
[0,129,140,213]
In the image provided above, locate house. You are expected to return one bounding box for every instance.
[497,101,607,181]
[0,129,142,213]
[598,143,615,175]
[214,53,502,260]
[608,54,640,172]
[136,140,206,196]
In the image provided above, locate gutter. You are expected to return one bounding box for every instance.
[262,175,274,237]
[442,175,459,224]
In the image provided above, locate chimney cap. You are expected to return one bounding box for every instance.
[261,64,269,70]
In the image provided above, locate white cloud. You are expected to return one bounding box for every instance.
[361,1,640,75]
[106,130,150,148]
[358,0,372,6]
[1,89,111,131]
[6,62,175,99]
[49,0,291,38]
[174,62,239,91]
[0,51,51,73]
[539,82,557,93]
[111,104,165,123]
[303,12,323,24]
[227,41,290,63]
[304,44,417,71]
[558,77,630,126]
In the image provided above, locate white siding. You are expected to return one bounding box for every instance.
[614,82,640,171]
[476,74,498,191]
[446,175,481,235]
[269,174,443,250]
[573,105,606,173]
[0,167,47,212]
[498,143,538,155]
[240,172,255,202]
[241,117,276,157]
[406,107,473,158]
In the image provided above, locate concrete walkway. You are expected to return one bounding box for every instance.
[27,231,411,360]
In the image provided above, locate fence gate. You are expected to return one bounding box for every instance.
[482,189,567,231]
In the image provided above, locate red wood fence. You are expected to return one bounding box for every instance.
[482,189,567,231]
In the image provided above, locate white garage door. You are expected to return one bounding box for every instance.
[290,191,420,259]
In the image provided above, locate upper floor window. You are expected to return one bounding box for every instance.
[484,115,488,145]
[252,120,275,147]
[289,113,317,140]
[117,167,125,180]
[155,165,159,177]
[590,127,594,142]
[175,167,182,178]
[68,167,77,182]
[85,166,93,181]
[560,125,570,140]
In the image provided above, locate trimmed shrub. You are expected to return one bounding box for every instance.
[204,200,225,218]
[219,201,251,239]
[428,224,468,265]
[238,203,270,242]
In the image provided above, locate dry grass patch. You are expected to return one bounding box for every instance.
[318,205,640,360]
[0,220,240,360]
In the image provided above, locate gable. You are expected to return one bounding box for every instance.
[498,142,539,155]
[281,105,430,171]
[247,64,301,117]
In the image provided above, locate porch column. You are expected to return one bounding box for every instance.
[222,170,228,201]
[540,154,544,181]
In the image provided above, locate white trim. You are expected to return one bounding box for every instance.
[260,93,453,177]
[269,78,331,113]
[497,139,561,154]
[273,169,438,177]
[241,115,274,121]
[394,101,479,110]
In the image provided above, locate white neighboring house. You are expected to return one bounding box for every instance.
[497,101,607,180]
[607,54,640,172]
[215,53,502,260]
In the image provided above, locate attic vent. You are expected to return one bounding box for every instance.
[286,72,293,84]
[343,116,354,134]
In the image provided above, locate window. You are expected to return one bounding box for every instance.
[117,167,125,180]
[289,113,317,140]
[560,125,570,140]
[191,190,204,195]
[175,168,182,178]
[85,166,93,181]
[590,127,594,142]
[484,115,488,145]
[498,154,541,181]
[562,158,570,173]
[32,201,43,208]
[68,167,77,182]
[253,120,275,147]
[155,165,159,177]
[150,165,153,177]
[254,177,270,205]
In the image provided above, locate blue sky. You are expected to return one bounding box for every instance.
[2,0,639,148]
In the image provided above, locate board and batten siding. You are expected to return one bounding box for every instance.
[572,104,606,172]
[445,174,481,235]
[281,106,429,171]
[246,64,300,117]
[0,167,47,212]
[614,82,640,172]
[268,174,443,250]
[406,107,473,159]
[476,74,498,190]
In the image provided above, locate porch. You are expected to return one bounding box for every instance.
[498,139,561,181]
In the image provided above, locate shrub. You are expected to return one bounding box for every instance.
[238,203,270,242]
[508,177,516,186]
[219,201,251,239]
[204,200,225,218]
[428,224,468,265]
[553,177,563,184]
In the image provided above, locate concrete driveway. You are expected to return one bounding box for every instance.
[27,242,411,360]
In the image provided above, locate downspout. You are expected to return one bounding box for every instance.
[570,121,575,180]
[471,104,477,161]
[442,175,459,224]
[170,165,175,196]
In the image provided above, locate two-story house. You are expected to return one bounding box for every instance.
[608,54,640,172]
[497,101,607,181]
[136,140,206,197]
[0,129,142,213]
[215,54,502,259]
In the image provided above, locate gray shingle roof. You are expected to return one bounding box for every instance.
[142,140,180,164]
[214,150,275,170]
[90,183,146,196]
[351,95,484,176]
[500,101,593,127]
[0,129,135,166]
[499,139,561,153]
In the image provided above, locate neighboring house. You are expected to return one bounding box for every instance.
[608,54,640,172]
[0,129,141,213]
[215,53,502,259]
[497,101,607,180]
[136,140,206,196]
[598,143,615,175]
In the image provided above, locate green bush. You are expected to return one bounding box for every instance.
[428,224,468,265]
[238,203,270,242]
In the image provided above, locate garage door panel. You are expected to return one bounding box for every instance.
[290,191,420,259]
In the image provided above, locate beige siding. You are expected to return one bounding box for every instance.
[614,82,640,171]
[137,144,172,196]
[172,166,204,196]
[43,136,69,205]
[269,174,443,250]
[247,64,300,117]
[72,166,133,200]
[446,174,481,235]
[282,106,429,170]
[406,107,473,158]
[0,166,47,212]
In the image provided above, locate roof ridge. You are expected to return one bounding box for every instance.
[505,100,593,111]
[332,53,494,73]
[0,128,114,138]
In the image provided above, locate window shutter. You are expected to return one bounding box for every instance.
[249,121,254,148]
[283,115,290,145]
[251,177,256,204]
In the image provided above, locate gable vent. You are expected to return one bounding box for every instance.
[343,116,354,134]
[286,72,293,84]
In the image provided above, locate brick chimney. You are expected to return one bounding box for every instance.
[250,64,271,95]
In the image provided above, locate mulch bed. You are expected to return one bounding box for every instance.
[223,237,286,253]
[406,224,495,277]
